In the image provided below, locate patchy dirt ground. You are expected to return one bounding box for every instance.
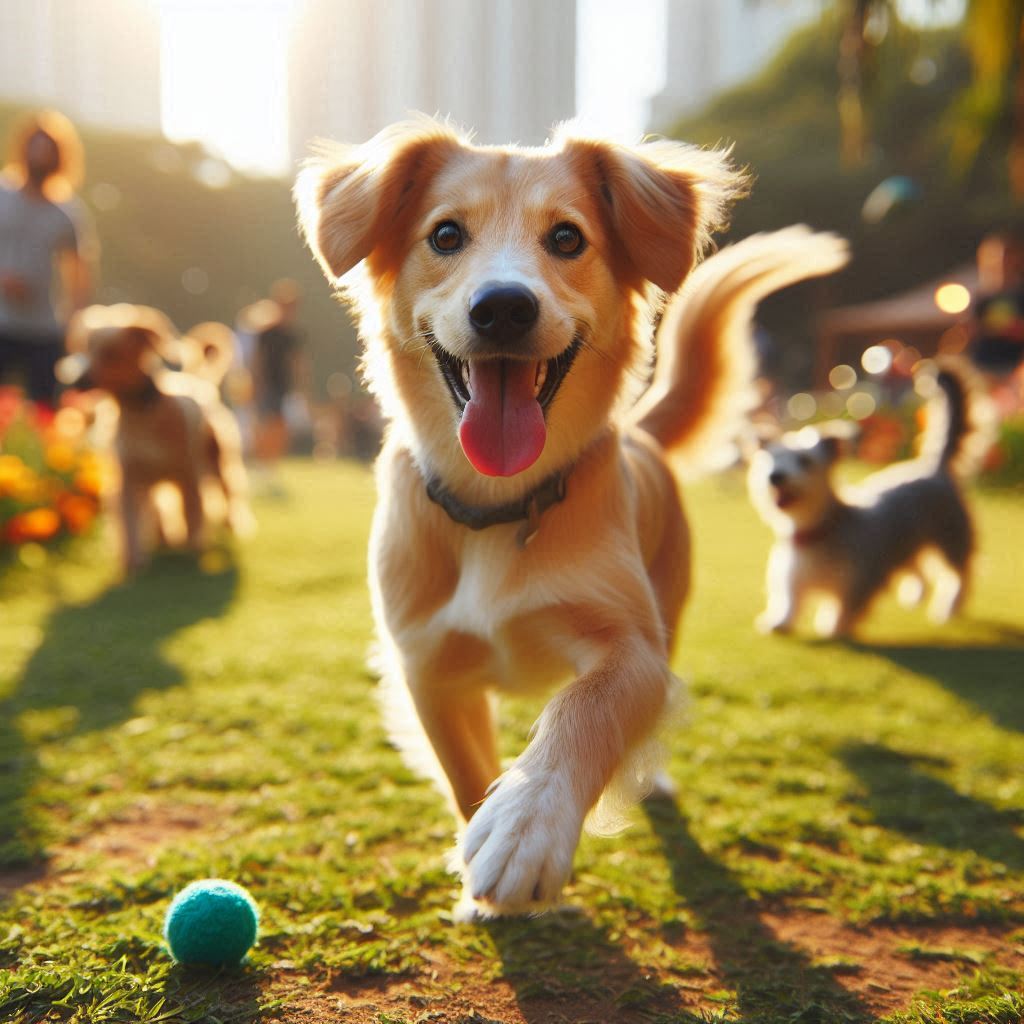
[264,911,1024,1023]
[3,802,1021,1024]
[0,797,225,892]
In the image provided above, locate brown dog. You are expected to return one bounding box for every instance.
[296,117,847,916]
[61,304,253,574]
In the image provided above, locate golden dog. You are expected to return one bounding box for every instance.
[296,117,847,916]
[61,304,253,574]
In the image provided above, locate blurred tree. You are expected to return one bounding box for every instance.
[665,15,1014,386]
[952,0,1024,195]
[837,0,878,166]
[756,1,1024,192]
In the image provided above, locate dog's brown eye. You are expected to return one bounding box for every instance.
[797,453,813,469]
[550,223,585,257]
[430,221,463,254]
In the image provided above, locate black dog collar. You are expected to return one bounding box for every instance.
[425,469,569,547]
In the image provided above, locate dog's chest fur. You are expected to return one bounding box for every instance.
[371,436,662,695]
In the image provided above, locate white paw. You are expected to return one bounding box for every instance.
[755,611,791,634]
[457,765,583,915]
[897,573,925,608]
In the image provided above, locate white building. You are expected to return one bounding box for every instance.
[0,0,161,133]
[648,0,820,130]
[288,0,577,161]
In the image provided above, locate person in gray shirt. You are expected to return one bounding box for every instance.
[0,110,94,405]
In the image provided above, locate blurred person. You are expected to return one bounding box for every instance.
[242,279,309,488]
[0,110,97,406]
[970,231,1024,373]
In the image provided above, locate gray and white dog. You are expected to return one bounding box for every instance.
[747,361,992,638]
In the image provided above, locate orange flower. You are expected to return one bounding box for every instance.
[45,441,78,474]
[4,507,61,544]
[0,457,46,502]
[0,454,24,492]
[56,492,97,534]
[73,463,105,498]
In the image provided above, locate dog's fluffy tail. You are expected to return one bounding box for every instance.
[627,225,849,477]
[918,358,995,478]
[180,322,237,386]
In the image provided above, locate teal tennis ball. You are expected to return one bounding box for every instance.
[163,879,259,966]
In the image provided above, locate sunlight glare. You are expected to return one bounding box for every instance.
[153,0,296,177]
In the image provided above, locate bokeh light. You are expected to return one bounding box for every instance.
[829,364,858,390]
[913,360,939,397]
[787,392,817,421]
[861,345,894,375]
[181,266,209,295]
[847,391,877,419]
[819,392,846,417]
[89,182,121,211]
[934,282,971,314]
[893,345,923,376]
[939,324,970,354]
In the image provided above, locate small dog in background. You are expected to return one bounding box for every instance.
[747,360,992,638]
[59,304,253,574]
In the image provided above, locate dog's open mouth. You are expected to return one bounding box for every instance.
[774,489,797,510]
[429,336,581,477]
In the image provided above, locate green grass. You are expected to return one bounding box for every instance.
[1,461,1022,1023]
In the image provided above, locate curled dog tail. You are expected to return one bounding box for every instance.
[180,321,237,386]
[627,225,849,476]
[919,358,995,478]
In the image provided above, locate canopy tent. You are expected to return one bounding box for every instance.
[816,264,977,386]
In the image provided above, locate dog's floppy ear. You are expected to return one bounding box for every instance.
[295,117,465,282]
[560,130,747,293]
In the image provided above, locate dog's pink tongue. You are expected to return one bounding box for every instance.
[459,360,546,477]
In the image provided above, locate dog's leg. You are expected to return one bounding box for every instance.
[459,633,669,914]
[897,571,926,608]
[411,686,499,822]
[119,484,147,575]
[375,630,500,822]
[927,523,973,624]
[927,562,966,623]
[180,474,205,550]
[818,585,873,638]
[756,544,798,633]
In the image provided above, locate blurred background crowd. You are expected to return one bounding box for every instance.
[0,0,1022,556]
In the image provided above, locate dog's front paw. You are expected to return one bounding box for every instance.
[458,766,583,916]
[755,610,792,634]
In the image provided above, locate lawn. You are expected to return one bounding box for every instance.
[1,460,1022,1023]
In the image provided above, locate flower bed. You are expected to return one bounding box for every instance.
[0,387,109,559]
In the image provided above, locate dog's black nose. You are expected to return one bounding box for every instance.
[768,470,786,487]
[468,283,539,342]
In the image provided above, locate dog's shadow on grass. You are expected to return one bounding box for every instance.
[850,622,1024,735]
[0,553,237,871]
[484,906,680,1022]
[485,796,871,1023]
[641,794,871,1024]
[840,743,1024,872]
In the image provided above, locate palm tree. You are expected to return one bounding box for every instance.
[953,0,1024,195]
[761,0,1024,192]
